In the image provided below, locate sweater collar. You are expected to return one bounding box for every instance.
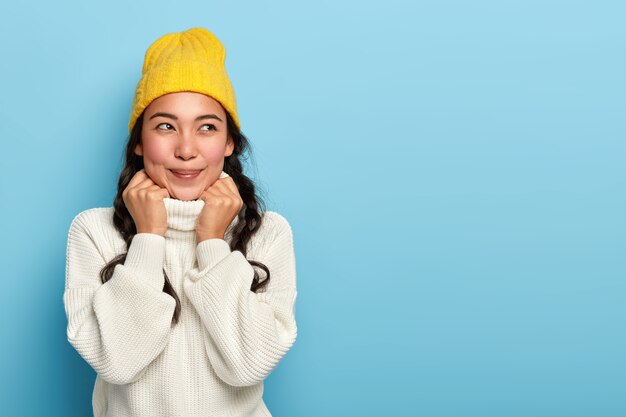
[163,197,239,236]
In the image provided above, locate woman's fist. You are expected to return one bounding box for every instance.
[196,172,244,242]
[122,169,171,236]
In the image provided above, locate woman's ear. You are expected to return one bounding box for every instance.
[224,136,235,157]
[134,143,143,156]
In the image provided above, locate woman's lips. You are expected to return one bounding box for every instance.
[170,169,201,179]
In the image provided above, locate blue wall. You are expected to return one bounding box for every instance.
[1,1,624,416]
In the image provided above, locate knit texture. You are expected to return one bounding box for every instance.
[128,27,239,133]
[63,197,297,416]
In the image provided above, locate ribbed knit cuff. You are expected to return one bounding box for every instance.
[124,233,166,290]
[195,238,231,273]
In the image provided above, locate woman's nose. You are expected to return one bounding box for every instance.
[175,133,198,160]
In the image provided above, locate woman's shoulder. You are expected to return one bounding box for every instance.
[69,206,115,233]
[244,211,292,247]
[67,206,128,261]
[259,210,293,235]
[67,207,124,254]
[246,210,295,253]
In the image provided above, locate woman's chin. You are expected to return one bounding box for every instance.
[170,189,203,201]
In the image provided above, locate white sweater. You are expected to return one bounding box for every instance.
[63,197,298,416]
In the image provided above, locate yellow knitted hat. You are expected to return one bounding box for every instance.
[128,27,239,133]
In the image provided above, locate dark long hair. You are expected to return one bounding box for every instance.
[99,108,271,326]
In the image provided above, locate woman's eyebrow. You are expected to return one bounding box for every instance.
[148,112,223,122]
[149,112,177,120]
[195,114,223,122]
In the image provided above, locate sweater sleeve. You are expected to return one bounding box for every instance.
[63,211,177,385]
[182,212,298,387]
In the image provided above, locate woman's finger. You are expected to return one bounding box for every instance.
[162,187,171,198]
[126,169,149,189]
[147,184,170,199]
[134,176,159,190]
[219,176,240,197]
[197,189,213,205]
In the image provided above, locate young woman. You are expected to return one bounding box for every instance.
[63,27,298,417]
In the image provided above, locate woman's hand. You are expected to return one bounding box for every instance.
[122,169,171,236]
[196,172,244,243]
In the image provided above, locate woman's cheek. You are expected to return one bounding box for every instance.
[139,138,171,188]
[201,143,229,165]
[143,139,171,166]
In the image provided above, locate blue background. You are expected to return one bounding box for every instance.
[1,1,624,416]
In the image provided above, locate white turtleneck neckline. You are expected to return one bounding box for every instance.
[162,197,239,236]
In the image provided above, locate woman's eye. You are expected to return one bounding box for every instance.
[200,124,216,131]
[156,123,174,130]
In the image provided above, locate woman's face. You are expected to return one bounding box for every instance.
[135,91,234,201]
